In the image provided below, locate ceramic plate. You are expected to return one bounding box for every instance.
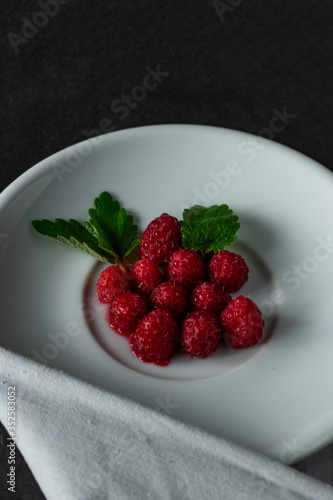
[1,125,333,464]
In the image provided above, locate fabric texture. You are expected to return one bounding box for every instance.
[0,347,332,500]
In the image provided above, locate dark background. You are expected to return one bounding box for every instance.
[0,0,332,498]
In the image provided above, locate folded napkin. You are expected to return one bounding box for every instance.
[0,347,332,500]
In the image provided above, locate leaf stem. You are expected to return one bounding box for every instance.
[118,260,131,276]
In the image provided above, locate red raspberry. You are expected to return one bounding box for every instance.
[150,281,188,317]
[167,249,205,287]
[96,265,131,304]
[181,311,221,358]
[209,250,249,293]
[139,213,181,265]
[130,309,179,363]
[108,293,149,336]
[131,259,163,295]
[191,281,231,313]
[220,295,264,349]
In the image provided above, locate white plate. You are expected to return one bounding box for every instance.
[1,124,333,464]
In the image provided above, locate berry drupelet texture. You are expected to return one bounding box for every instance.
[220,295,265,348]
[209,250,249,293]
[97,207,265,365]
[130,308,179,363]
[139,213,181,265]
[131,258,163,295]
[191,281,231,313]
[108,292,149,336]
[96,265,131,304]
[167,249,206,287]
[181,310,221,358]
[150,281,189,317]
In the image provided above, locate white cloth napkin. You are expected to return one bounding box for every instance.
[0,347,332,500]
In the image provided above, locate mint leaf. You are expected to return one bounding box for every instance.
[83,220,99,239]
[88,192,139,259]
[86,210,119,260]
[31,218,116,264]
[31,192,140,266]
[181,204,240,254]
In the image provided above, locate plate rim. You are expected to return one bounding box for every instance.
[1,123,333,465]
[2,123,333,204]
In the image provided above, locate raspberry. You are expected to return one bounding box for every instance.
[181,311,221,358]
[131,259,163,295]
[139,213,181,265]
[209,250,249,293]
[191,281,231,313]
[108,293,149,335]
[150,281,188,317]
[96,265,131,304]
[167,249,205,287]
[130,309,179,363]
[220,295,264,348]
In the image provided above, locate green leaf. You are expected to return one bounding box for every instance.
[181,204,240,254]
[83,220,99,239]
[86,210,119,260]
[31,218,117,264]
[88,192,140,259]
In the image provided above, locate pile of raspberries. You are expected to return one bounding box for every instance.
[96,213,265,364]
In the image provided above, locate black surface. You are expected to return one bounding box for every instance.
[1,1,333,498]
